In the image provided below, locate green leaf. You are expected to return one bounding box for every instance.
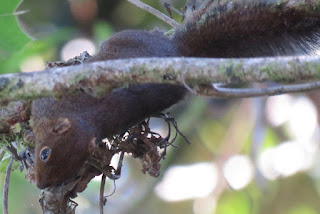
[0,0,31,57]
[0,0,32,73]
[0,155,20,173]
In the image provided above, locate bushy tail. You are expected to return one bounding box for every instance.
[173,0,320,58]
[98,83,187,136]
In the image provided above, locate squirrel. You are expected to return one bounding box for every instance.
[32,0,320,189]
[33,84,186,189]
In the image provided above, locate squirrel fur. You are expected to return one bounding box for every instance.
[32,0,320,189]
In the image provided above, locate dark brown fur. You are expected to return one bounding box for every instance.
[89,2,320,61]
[87,30,181,61]
[174,2,320,57]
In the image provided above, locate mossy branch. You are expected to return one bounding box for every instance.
[1,56,320,103]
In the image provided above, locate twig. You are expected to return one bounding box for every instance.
[116,152,124,176]
[0,10,30,17]
[158,113,192,145]
[164,3,183,17]
[126,0,180,28]
[0,149,5,161]
[4,143,21,161]
[211,81,320,97]
[250,98,268,189]
[180,61,198,95]
[99,174,107,214]
[164,3,173,18]
[193,0,214,19]
[3,157,13,214]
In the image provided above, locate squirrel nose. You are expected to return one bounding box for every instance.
[36,180,49,189]
[35,172,50,189]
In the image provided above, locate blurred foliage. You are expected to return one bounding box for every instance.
[0,170,41,214]
[1,29,75,74]
[0,0,31,56]
[0,0,31,73]
[0,0,75,73]
[216,191,251,214]
[93,22,114,45]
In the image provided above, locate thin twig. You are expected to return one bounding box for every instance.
[88,159,121,180]
[250,97,268,189]
[0,149,6,161]
[195,0,214,18]
[164,3,183,16]
[0,10,30,17]
[126,0,180,28]
[99,174,107,214]
[159,113,192,144]
[211,81,320,98]
[180,60,198,95]
[3,157,13,214]
[4,143,21,161]
[170,6,183,16]
[116,152,124,176]
[164,3,173,18]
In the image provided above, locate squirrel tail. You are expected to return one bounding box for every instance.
[172,0,320,58]
[96,83,187,137]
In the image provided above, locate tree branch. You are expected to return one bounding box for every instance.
[1,56,320,102]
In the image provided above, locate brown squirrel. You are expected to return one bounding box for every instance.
[33,84,186,189]
[32,0,320,189]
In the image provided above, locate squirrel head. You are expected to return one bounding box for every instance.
[34,117,96,189]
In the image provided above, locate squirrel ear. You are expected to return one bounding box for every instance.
[53,118,71,135]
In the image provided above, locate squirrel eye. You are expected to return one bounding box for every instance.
[40,147,51,162]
